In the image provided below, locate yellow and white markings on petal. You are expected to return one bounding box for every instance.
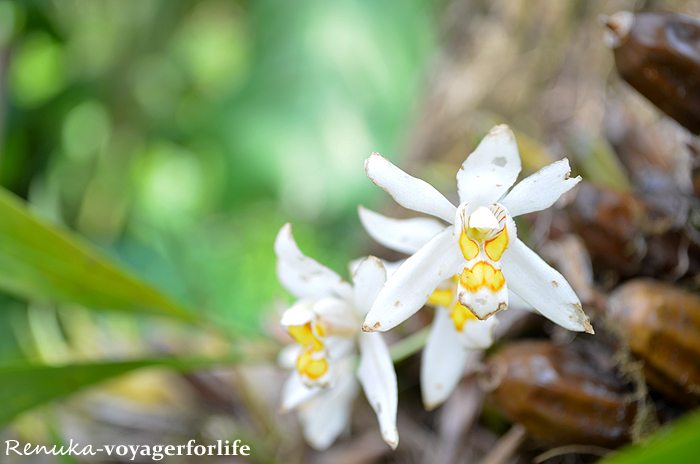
[485,227,508,261]
[296,349,328,380]
[286,321,330,383]
[454,203,514,320]
[460,261,505,293]
[428,276,478,332]
[287,321,324,351]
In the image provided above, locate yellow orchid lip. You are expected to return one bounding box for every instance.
[296,348,329,380]
[286,320,331,381]
[460,261,505,293]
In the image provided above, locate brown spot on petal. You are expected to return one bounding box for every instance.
[373,322,381,329]
[394,301,401,307]
[552,281,559,288]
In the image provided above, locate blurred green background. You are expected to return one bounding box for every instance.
[0,0,437,357]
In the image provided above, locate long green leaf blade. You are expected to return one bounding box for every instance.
[0,358,221,426]
[0,187,194,321]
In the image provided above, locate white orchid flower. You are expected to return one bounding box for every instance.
[275,223,399,450]
[358,206,497,408]
[361,124,594,336]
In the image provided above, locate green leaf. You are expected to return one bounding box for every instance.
[0,187,195,321]
[600,411,700,464]
[0,358,223,426]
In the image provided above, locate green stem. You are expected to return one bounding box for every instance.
[389,325,431,363]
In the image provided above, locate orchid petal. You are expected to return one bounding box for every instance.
[457,264,509,320]
[279,300,314,328]
[455,313,498,350]
[363,228,463,332]
[357,332,399,449]
[421,308,470,410]
[350,257,402,287]
[312,298,357,336]
[508,289,533,311]
[299,370,360,450]
[457,125,521,206]
[277,344,302,370]
[500,159,581,217]
[352,256,387,317]
[325,336,356,360]
[365,153,457,223]
[275,223,353,300]
[381,259,403,278]
[280,371,323,412]
[501,239,594,333]
[358,206,447,254]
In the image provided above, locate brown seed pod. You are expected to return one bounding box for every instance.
[484,340,636,447]
[566,182,684,279]
[608,279,700,405]
[603,11,700,134]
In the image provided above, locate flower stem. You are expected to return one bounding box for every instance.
[389,325,430,363]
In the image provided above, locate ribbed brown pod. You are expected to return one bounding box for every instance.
[566,183,682,278]
[608,279,700,404]
[484,341,635,447]
[604,11,700,134]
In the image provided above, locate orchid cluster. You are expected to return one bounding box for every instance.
[275,124,593,450]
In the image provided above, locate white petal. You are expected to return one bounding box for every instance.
[347,257,365,277]
[507,289,533,312]
[501,239,594,333]
[382,259,403,277]
[280,300,315,328]
[277,344,302,370]
[325,336,356,360]
[299,370,360,450]
[455,314,498,350]
[500,159,581,217]
[357,332,399,449]
[312,298,358,336]
[458,279,508,320]
[457,125,522,206]
[280,371,323,412]
[421,308,470,410]
[275,223,354,300]
[365,153,457,223]
[363,228,463,332]
[358,206,448,254]
[352,256,387,317]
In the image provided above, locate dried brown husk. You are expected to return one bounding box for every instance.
[484,340,636,448]
[607,11,700,134]
[608,279,700,405]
